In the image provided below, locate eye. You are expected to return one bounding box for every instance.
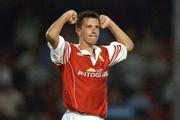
[95,25,99,28]
[87,25,92,28]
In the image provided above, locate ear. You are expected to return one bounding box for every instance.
[76,28,81,37]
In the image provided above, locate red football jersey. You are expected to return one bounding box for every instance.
[48,36,127,118]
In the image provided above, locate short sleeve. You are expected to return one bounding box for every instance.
[104,41,127,66]
[47,36,71,64]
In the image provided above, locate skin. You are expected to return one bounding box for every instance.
[76,18,100,55]
[46,10,134,57]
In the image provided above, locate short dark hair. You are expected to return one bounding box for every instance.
[76,10,99,28]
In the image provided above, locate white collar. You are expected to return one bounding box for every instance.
[74,44,102,65]
[74,44,101,56]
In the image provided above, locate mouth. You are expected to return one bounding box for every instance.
[89,35,97,38]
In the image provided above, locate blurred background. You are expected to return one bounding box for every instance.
[0,0,177,120]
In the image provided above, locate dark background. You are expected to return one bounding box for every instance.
[0,0,173,120]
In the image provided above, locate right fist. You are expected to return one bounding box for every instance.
[66,10,77,24]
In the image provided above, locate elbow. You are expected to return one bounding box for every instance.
[46,30,53,41]
[45,30,58,42]
[45,30,59,49]
[126,42,134,52]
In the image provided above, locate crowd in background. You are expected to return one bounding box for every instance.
[0,0,173,120]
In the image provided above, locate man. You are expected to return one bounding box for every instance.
[46,10,134,120]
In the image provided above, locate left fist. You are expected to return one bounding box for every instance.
[99,15,111,29]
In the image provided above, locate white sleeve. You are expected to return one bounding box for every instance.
[104,41,127,66]
[47,36,71,64]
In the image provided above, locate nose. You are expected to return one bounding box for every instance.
[92,30,96,34]
[92,27,98,33]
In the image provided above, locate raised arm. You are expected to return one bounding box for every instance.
[100,15,134,52]
[46,10,77,49]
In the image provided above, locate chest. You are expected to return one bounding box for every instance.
[67,47,110,79]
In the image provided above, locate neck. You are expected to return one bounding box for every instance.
[78,40,94,56]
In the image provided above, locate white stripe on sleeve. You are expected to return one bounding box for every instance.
[104,42,127,66]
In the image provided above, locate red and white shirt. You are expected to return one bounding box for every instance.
[48,36,127,118]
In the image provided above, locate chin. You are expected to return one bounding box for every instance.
[92,42,97,45]
[85,38,98,45]
[91,39,98,43]
[90,40,97,45]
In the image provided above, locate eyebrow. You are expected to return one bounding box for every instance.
[86,24,99,27]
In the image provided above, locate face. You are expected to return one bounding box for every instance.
[76,17,100,46]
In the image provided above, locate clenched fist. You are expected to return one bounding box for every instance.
[99,15,112,29]
[66,10,77,24]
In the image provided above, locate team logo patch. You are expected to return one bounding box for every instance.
[77,68,108,78]
[86,68,96,72]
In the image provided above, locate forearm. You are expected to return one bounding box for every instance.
[107,20,134,52]
[46,12,71,48]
